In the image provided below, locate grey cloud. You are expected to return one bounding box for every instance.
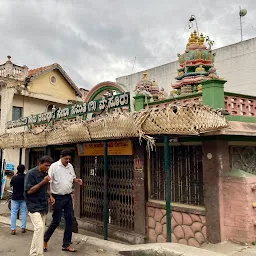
[0,0,255,89]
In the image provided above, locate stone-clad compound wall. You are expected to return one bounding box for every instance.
[147,203,207,247]
[221,174,256,243]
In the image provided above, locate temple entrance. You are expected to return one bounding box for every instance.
[29,148,45,169]
[28,145,77,169]
[80,155,135,231]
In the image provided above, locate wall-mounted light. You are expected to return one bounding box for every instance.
[207,153,213,159]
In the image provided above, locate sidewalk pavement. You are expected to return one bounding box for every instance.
[0,212,225,256]
[203,242,256,256]
[0,222,120,256]
[1,200,256,256]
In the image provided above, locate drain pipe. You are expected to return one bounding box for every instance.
[164,136,172,242]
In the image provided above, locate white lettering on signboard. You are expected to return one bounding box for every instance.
[56,108,70,119]
[71,103,87,115]
[99,97,107,110]
[6,92,130,128]
[88,101,97,112]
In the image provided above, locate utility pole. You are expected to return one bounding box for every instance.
[239,7,247,41]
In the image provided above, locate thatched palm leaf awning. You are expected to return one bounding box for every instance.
[2,103,228,148]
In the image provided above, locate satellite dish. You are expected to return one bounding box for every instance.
[239,9,247,17]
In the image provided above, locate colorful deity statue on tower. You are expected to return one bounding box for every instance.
[172,30,220,96]
[134,72,168,100]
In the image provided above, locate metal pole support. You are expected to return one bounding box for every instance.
[164,136,172,242]
[103,141,109,240]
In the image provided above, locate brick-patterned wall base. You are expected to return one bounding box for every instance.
[147,205,207,247]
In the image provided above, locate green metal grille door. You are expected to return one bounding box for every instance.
[81,155,135,231]
[81,156,104,222]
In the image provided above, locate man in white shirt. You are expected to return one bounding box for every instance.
[44,150,82,253]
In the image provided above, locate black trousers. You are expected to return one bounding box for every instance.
[44,194,73,248]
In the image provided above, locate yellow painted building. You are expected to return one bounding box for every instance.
[0,56,83,183]
[27,63,81,102]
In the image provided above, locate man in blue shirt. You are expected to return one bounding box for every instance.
[24,155,53,256]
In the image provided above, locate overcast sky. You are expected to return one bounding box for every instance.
[0,0,255,89]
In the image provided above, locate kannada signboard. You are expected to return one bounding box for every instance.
[7,92,130,129]
[77,139,133,156]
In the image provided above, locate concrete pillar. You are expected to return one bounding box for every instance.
[133,94,150,111]
[22,65,28,79]
[0,87,15,133]
[133,140,146,237]
[25,149,30,170]
[21,148,26,165]
[201,79,226,109]
[5,56,14,77]
[202,140,230,243]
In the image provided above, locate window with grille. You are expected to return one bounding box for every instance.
[229,146,256,174]
[12,106,23,120]
[150,145,204,206]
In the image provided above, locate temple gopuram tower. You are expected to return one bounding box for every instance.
[172,30,221,96]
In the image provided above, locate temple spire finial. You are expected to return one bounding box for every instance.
[6,55,12,63]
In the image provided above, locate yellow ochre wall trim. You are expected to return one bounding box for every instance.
[28,70,77,101]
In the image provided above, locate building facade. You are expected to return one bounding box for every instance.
[0,56,82,175]
[116,36,256,98]
[2,32,256,248]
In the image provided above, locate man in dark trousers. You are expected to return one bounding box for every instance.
[44,149,82,252]
[10,164,27,235]
[24,156,53,256]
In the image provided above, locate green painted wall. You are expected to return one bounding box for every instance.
[201,79,226,109]
[226,115,256,123]
[134,94,150,111]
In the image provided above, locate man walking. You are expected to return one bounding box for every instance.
[24,156,53,256]
[44,149,82,252]
[10,164,27,235]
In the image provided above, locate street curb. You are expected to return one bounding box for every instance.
[0,216,226,255]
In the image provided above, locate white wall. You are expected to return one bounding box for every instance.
[3,148,26,189]
[3,148,21,172]
[3,94,64,186]
[213,38,256,95]
[13,94,58,117]
[116,37,256,97]
[3,148,20,189]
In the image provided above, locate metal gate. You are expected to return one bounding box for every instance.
[29,149,45,169]
[81,155,135,231]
